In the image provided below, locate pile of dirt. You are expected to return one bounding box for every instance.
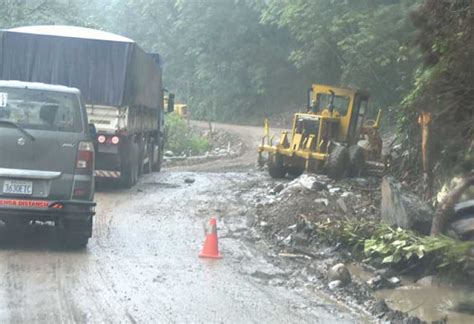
[254,174,381,233]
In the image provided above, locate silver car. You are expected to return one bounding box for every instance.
[0,81,95,248]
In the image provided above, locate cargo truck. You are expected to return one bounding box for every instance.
[0,25,174,188]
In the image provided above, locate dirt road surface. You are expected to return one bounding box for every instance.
[0,122,363,323]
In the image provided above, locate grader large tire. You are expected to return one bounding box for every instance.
[326,146,350,180]
[268,154,287,179]
[348,145,366,177]
[287,166,305,178]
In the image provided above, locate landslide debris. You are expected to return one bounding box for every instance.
[242,172,473,323]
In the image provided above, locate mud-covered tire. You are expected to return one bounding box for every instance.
[137,138,146,177]
[121,142,139,188]
[268,154,287,179]
[143,141,153,174]
[64,235,89,249]
[326,146,349,180]
[287,166,305,178]
[152,141,163,172]
[60,218,92,249]
[348,145,366,177]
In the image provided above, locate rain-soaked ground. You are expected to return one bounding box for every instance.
[0,171,362,323]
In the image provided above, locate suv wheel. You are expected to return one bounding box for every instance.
[65,235,89,249]
[60,218,92,249]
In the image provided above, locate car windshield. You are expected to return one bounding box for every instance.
[0,87,82,132]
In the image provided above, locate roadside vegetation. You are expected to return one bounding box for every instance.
[315,218,474,278]
[164,113,209,156]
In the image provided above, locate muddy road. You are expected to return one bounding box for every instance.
[0,123,363,323]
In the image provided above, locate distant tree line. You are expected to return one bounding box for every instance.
[1,0,472,133]
[0,0,423,123]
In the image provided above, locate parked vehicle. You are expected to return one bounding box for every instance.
[0,81,95,248]
[0,25,174,188]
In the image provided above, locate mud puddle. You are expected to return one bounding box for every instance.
[375,282,474,323]
[348,263,474,323]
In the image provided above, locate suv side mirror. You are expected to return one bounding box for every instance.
[167,93,175,113]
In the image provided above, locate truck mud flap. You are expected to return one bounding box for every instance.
[95,170,121,178]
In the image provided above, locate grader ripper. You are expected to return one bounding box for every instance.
[258,84,382,179]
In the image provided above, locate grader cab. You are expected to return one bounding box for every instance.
[258,84,382,179]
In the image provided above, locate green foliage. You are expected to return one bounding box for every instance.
[395,0,474,183]
[0,0,428,126]
[110,0,304,122]
[315,218,474,275]
[164,113,209,155]
[262,0,422,114]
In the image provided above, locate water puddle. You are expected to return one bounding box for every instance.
[348,264,474,323]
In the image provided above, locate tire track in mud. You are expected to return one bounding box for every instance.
[78,179,174,322]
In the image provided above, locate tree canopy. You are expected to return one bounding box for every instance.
[0,0,422,122]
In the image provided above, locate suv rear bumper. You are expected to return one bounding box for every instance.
[0,199,95,221]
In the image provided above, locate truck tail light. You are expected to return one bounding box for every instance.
[97,135,106,144]
[76,141,95,174]
[111,136,120,145]
[97,135,120,145]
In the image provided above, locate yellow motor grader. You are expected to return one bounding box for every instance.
[258,84,382,179]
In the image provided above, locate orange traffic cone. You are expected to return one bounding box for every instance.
[199,217,222,259]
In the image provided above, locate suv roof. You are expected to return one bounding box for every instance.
[0,80,80,94]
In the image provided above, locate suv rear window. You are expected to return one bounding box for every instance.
[0,87,83,132]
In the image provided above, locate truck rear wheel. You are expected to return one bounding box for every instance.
[348,145,366,177]
[121,142,139,188]
[152,141,163,172]
[137,138,146,177]
[326,146,349,180]
[268,153,287,179]
[143,140,153,174]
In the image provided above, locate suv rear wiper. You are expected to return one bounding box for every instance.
[0,120,35,141]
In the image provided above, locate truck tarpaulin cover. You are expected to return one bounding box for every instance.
[0,25,163,109]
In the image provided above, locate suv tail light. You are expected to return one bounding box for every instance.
[76,141,95,174]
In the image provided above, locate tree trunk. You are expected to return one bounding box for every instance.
[418,111,433,201]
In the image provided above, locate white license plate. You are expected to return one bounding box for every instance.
[3,180,33,195]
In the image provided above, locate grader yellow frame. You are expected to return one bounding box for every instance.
[174,104,189,119]
[258,84,381,179]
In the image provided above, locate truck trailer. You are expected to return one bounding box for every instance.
[0,25,173,187]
